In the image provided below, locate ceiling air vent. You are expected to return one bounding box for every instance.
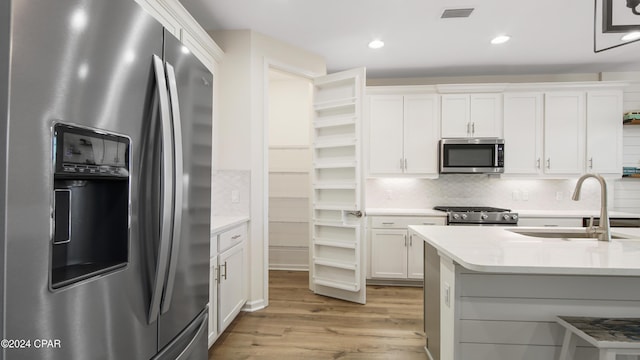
[441,8,474,18]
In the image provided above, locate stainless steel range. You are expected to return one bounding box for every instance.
[434,206,518,225]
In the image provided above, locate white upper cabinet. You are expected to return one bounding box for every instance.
[586,90,623,175]
[544,92,586,175]
[441,93,503,138]
[503,93,544,175]
[504,86,624,178]
[368,95,404,174]
[367,92,439,177]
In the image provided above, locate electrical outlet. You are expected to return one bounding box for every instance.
[231,190,239,203]
[556,191,563,201]
[385,190,393,200]
[522,191,529,201]
[512,190,520,201]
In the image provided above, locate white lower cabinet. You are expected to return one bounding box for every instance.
[208,222,248,347]
[369,216,445,280]
[218,241,246,332]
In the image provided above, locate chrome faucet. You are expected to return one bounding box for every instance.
[572,173,611,241]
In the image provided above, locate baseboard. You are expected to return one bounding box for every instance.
[242,298,266,312]
[367,278,423,287]
[269,264,309,271]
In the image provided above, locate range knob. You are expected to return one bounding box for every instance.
[511,214,518,220]
[461,214,468,220]
[452,213,460,220]
[503,214,511,220]
[480,214,488,220]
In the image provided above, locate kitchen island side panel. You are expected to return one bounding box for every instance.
[454,267,640,360]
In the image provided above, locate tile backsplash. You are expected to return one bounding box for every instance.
[366,175,606,211]
[212,170,250,216]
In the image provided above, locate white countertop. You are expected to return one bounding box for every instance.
[366,208,447,217]
[410,225,640,276]
[212,216,250,234]
[516,209,640,218]
[366,208,640,218]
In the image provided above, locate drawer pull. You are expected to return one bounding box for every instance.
[422,222,436,225]
[231,234,241,240]
[382,222,395,225]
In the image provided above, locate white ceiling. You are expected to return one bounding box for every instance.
[178,0,640,79]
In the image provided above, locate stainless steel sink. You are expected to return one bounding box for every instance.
[508,229,627,240]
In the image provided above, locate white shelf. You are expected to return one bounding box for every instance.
[313,257,357,271]
[314,97,356,112]
[313,137,357,149]
[313,276,359,292]
[313,237,357,249]
[313,221,359,229]
[314,115,357,129]
[313,182,357,190]
[313,160,357,169]
[314,203,358,211]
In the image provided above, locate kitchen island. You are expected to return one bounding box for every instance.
[408,225,640,360]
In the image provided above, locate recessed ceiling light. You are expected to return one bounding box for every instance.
[368,39,385,49]
[621,31,640,42]
[491,35,511,45]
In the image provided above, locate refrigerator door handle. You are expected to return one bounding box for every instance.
[149,54,175,324]
[161,62,184,315]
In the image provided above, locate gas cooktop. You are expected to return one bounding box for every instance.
[433,206,518,225]
[433,206,511,213]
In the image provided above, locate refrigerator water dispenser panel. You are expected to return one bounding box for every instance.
[51,124,130,289]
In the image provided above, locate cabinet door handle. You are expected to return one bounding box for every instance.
[546,158,551,169]
[466,122,471,134]
[400,158,404,170]
[404,234,408,247]
[410,234,413,246]
[221,261,228,280]
[536,158,541,169]
[589,157,593,169]
[404,158,408,171]
[471,122,475,135]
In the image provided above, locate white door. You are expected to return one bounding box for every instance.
[441,94,470,137]
[370,229,408,279]
[470,93,503,137]
[503,92,544,175]
[544,92,586,175]
[368,95,404,175]
[310,68,366,304]
[586,90,623,175]
[404,94,439,175]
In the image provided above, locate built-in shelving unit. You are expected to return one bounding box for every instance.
[310,69,365,303]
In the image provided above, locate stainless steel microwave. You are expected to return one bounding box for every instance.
[439,138,504,174]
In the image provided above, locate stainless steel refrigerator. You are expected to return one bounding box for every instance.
[0,0,212,359]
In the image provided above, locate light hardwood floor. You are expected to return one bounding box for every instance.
[208,270,426,360]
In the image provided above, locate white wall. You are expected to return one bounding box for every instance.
[268,70,313,146]
[210,29,326,311]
